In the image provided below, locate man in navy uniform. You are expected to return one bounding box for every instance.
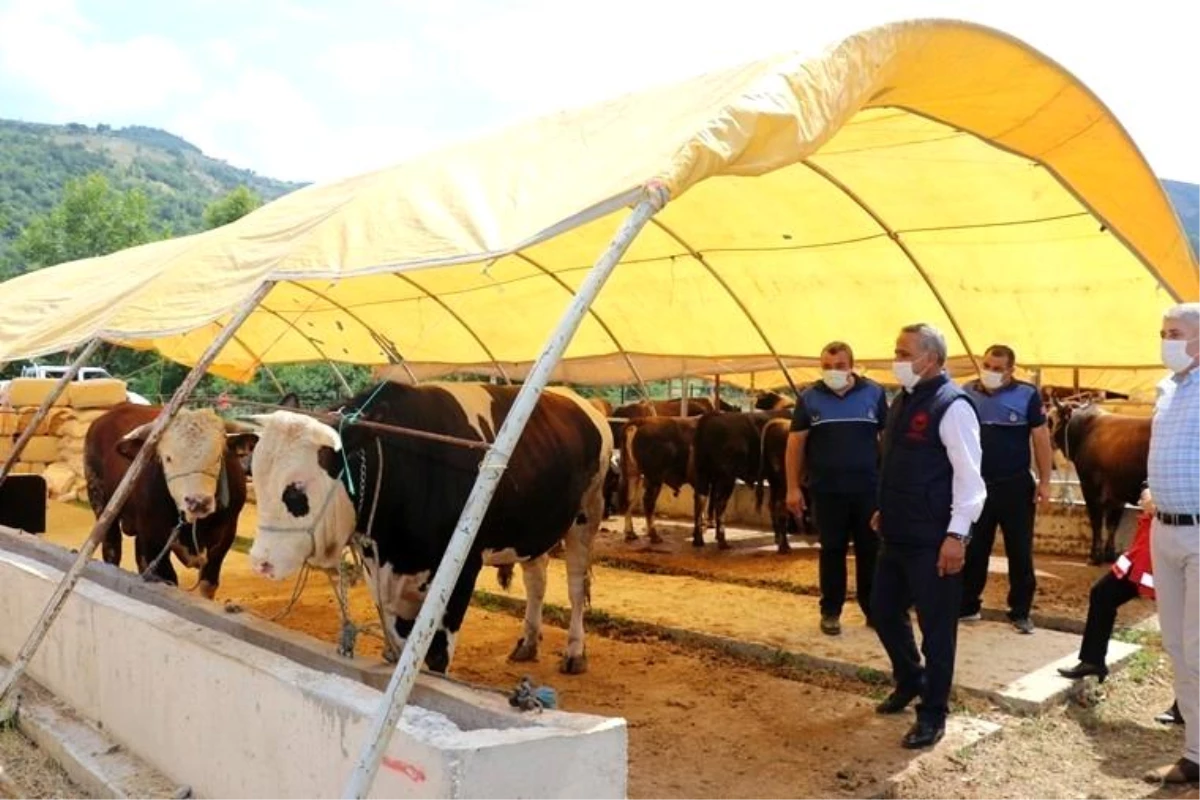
[871,323,986,749]
[959,345,1053,634]
[785,341,889,635]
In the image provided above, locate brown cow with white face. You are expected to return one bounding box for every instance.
[84,403,258,598]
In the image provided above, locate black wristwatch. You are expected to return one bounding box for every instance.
[947,531,971,546]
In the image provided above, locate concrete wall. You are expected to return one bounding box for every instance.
[0,550,626,799]
[646,482,1135,558]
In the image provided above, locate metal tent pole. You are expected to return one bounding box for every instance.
[341,184,669,799]
[0,340,101,487]
[0,282,273,718]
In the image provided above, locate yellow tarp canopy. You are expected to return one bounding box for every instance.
[0,19,1195,397]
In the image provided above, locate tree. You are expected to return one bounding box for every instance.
[203,185,262,229]
[12,172,164,271]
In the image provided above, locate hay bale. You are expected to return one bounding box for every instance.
[0,436,60,464]
[67,380,127,409]
[6,379,69,408]
[42,462,77,500]
[0,407,74,437]
[58,437,85,459]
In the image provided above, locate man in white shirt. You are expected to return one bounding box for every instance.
[870,323,987,749]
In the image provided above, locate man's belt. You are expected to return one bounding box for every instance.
[1156,511,1199,527]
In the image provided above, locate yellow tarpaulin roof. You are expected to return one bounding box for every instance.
[0,19,1195,396]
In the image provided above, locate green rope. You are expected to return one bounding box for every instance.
[338,381,389,497]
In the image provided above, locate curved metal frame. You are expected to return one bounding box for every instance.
[392,273,511,384]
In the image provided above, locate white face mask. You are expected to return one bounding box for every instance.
[1162,339,1196,373]
[892,360,919,391]
[980,370,1006,390]
[822,369,850,391]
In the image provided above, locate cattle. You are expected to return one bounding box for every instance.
[84,403,258,599]
[588,397,614,418]
[244,382,612,675]
[689,410,790,549]
[755,417,812,552]
[1048,399,1150,564]
[754,391,796,411]
[617,415,699,543]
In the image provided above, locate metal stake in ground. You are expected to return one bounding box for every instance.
[341,184,670,799]
[0,282,274,720]
[0,339,101,488]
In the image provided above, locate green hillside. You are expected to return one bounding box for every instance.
[0,119,304,271]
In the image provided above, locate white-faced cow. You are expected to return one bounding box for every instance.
[245,382,613,675]
[84,403,259,599]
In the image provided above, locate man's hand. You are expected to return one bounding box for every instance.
[870,511,881,533]
[786,487,806,520]
[1036,480,1051,507]
[1140,488,1156,517]
[937,536,965,577]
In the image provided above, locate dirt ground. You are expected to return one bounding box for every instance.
[595,519,1156,625]
[31,502,1196,798]
[0,729,85,799]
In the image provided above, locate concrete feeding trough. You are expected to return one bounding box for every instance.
[0,534,626,799]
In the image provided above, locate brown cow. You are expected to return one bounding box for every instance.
[689,410,789,549]
[84,403,258,598]
[588,397,614,418]
[617,415,699,543]
[753,391,795,411]
[755,417,812,552]
[1048,399,1150,564]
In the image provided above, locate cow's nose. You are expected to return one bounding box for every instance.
[184,495,214,516]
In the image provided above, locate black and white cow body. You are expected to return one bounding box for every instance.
[247,382,613,674]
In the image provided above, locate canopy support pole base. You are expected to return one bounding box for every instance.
[0,282,274,721]
[341,184,669,799]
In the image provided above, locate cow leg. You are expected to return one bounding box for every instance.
[1080,484,1106,565]
[196,523,236,601]
[1103,504,1124,564]
[100,516,122,566]
[692,487,707,547]
[509,554,548,663]
[138,536,179,586]
[561,511,598,675]
[769,481,791,554]
[643,480,664,544]
[425,555,483,674]
[623,474,640,542]
[713,482,732,550]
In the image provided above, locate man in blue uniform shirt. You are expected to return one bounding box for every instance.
[959,345,1053,634]
[785,341,889,635]
[871,323,986,749]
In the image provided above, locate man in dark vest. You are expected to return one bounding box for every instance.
[959,344,1053,634]
[871,323,987,749]
[785,340,889,635]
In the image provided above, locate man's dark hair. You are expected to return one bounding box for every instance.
[985,344,1016,369]
[822,340,855,366]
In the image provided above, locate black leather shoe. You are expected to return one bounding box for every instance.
[902,720,945,749]
[1057,661,1108,683]
[1155,701,1184,726]
[875,688,920,714]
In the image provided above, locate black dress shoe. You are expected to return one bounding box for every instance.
[1057,661,1108,683]
[902,720,945,749]
[1155,701,1184,725]
[875,688,920,714]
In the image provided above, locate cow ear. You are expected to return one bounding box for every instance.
[225,432,259,454]
[279,393,301,409]
[115,423,153,460]
[317,445,341,480]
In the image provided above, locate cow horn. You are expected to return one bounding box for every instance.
[224,418,260,434]
[120,422,154,444]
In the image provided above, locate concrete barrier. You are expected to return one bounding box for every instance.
[0,549,626,799]
[644,482,1136,558]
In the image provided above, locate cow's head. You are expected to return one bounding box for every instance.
[245,410,357,580]
[116,408,259,523]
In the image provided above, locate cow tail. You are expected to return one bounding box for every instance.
[496,564,514,592]
[754,420,773,514]
[617,423,639,513]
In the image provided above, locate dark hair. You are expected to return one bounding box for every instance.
[821,340,855,366]
[985,344,1016,369]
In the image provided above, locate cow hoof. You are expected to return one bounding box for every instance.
[382,646,400,664]
[776,540,791,555]
[1088,552,1104,566]
[691,536,704,548]
[649,531,664,545]
[717,539,730,551]
[559,653,588,675]
[508,637,539,663]
[197,581,217,601]
[623,531,637,543]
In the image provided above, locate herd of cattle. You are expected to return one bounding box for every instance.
[76,379,1151,675]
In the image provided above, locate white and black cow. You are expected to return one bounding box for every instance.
[244,382,613,674]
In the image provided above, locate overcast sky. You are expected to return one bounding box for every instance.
[1,0,1196,185]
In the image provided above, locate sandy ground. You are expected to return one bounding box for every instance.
[30,502,1197,798]
[596,519,1156,625]
[0,729,85,799]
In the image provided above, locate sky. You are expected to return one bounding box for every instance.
[0,0,1197,185]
